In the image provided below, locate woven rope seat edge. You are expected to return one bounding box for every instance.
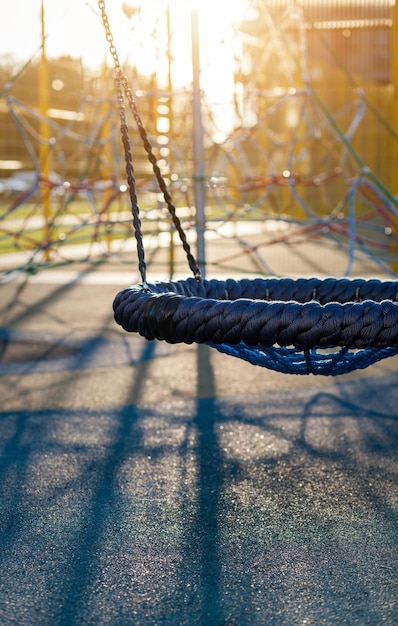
[113,276,398,375]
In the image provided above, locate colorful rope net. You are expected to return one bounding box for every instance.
[1,1,398,280]
[95,0,398,376]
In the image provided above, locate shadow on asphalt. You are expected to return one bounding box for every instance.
[0,344,396,624]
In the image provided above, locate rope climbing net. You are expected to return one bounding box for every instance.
[1,0,397,281]
[96,0,398,376]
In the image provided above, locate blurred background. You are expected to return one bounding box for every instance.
[0,0,397,279]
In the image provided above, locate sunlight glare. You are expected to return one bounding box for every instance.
[116,0,249,139]
[120,0,247,90]
[0,0,249,139]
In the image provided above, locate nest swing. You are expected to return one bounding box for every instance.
[99,0,398,376]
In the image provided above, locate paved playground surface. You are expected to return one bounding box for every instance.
[0,265,397,625]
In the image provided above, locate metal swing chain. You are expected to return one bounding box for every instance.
[98,0,147,286]
[98,0,202,282]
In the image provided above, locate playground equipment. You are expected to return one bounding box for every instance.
[97,0,398,375]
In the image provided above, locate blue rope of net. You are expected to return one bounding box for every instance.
[207,343,398,375]
[113,277,398,376]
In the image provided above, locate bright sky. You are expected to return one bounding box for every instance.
[0,1,246,81]
[1,1,103,67]
[0,0,251,138]
[0,0,393,70]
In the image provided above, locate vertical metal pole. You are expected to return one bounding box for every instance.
[167,4,175,278]
[392,0,398,271]
[191,6,206,277]
[392,1,398,191]
[100,62,113,253]
[39,0,51,259]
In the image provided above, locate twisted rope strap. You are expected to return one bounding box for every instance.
[113,277,398,375]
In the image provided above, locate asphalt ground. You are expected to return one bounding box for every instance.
[0,262,397,625]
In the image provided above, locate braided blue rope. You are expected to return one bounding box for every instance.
[207,343,398,375]
[113,277,398,375]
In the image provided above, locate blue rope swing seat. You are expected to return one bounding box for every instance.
[99,0,398,376]
[114,277,398,376]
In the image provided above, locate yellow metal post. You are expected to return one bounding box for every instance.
[166,4,175,278]
[39,0,51,260]
[100,63,113,254]
[392,0,398,272]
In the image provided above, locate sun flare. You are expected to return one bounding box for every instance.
[114,0,250,138]
[1,0,249,98]
[0,0,253,142]
[116,0,248,90]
